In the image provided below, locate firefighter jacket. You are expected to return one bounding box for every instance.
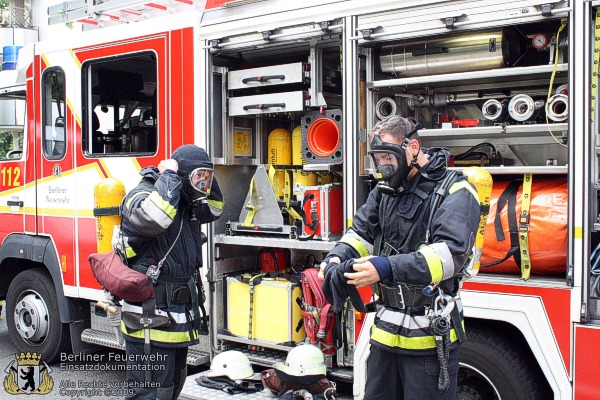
[326,148,480,355]
[119,164,224,347]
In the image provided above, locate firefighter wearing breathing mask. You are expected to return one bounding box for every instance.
[119,144,224,400]
[319,116,480,400]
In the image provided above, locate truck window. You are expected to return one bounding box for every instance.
[42,68,65,159]
[0,93,25,161]
[83,52,158,157]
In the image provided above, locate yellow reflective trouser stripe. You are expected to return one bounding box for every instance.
[121,321,198,342]
[148,191,177,219]
[449,180,479,202]
[339,235,370,258]
[371,323,461,350]
[418,244,443,283]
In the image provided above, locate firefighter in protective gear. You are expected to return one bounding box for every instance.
[207,351,254,380]
[319,116,480,400]
[119,145,224,400]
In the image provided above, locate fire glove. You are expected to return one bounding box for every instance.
[322,259,366,313]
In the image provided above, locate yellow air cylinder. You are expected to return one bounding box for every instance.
[268,128,292,198]
[268,128,292,165]
[292,126,303,166]
[293,171,318,195]
[462,166,493,278]
[94,178,126,253]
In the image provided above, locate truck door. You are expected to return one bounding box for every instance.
[36,63,76,288]
[0,86,27,242]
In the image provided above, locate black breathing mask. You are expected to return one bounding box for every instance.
[368,122,423,197]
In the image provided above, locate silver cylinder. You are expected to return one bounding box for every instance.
[546,94,568,122]
[481,99,509,122]
[375,97,398,120]
[379,27,525,77]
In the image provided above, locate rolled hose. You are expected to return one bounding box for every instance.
[508,94,544,122]
[546,93,568,122]
[375,97,398,120]
[481,99,508,122]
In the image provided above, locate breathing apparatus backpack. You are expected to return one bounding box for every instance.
[429,167,492,282]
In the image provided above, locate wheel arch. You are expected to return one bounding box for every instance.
[462,290,572,399]
[0,233,87,323]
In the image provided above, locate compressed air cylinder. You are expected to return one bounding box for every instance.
[268,128,292,199]
[292,126,304,166]
[293,171,318,195]
[268,128,292,165]
[94,178,126,253]
[462,167,493,278]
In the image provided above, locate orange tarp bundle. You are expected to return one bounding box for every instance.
[480,178,568,275]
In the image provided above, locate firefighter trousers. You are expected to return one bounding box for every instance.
[364,345,459,400]
[124,339,188,400]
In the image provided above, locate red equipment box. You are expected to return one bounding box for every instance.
[299,184,343,240]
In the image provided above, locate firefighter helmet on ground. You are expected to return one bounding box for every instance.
[207,350,254,380]
[273,344,327,384]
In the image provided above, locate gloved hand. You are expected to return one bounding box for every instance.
[318,256,341,280]
[158,158,178,174]
[322,260,366,313]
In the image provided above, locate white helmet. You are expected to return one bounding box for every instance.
[207,351,254,380]
[274,344,327,380]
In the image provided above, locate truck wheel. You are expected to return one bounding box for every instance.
[6,269,70,363]
[458,325,548,400]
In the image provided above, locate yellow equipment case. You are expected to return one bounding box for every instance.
[226,275,306,344]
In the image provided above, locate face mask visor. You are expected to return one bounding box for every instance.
[369,150,405,181]
[189,167,214,196]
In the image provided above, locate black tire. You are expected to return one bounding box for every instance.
[6,269,71,363]
[458,325,548,400]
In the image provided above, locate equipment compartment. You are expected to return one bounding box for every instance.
[361,14,570,171]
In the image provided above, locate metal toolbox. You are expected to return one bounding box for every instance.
[228,91,308,116]
[299,183,344,240]
[226,276,305,344]
[227,62,309,90]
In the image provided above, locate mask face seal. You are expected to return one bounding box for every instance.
[188,167,214,197]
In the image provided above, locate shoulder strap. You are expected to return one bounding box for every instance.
[480,179,521,270]
[425,170,459,244]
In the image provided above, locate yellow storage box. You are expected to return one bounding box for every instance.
[227,276,306,344]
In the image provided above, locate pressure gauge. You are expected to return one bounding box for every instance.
[532,34,549,50]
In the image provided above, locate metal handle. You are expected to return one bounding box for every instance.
[7,200,23,207]
[412,47,448,56]
[242,103,286,111]
[242,74,285,84]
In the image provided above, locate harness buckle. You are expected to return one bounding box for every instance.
[146,264,161,284]
[394,285,406,309]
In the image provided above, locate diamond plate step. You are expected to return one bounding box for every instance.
[81,328,125,350]
[81,329,210,366]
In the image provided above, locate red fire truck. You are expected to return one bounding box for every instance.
[0,0,598,398]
